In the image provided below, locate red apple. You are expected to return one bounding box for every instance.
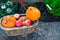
[14,14,20,19]
[25,19,32,26]
[19,16,26,22]
[22,21,26,26]
[16,20,22,27]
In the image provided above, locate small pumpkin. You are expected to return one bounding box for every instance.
[1,16,16,28]
[26,6,41,21]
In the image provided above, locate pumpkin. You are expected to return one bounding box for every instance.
[1,16,16,28]
[26,6,41,21]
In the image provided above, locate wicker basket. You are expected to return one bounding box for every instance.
[0,14,39,36]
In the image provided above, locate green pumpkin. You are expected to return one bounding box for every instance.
[45,0,60,16]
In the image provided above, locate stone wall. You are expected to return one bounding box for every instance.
[24,0,44,3]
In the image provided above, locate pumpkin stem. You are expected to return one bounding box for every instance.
[4,21,8,24]
[29,8,32,11]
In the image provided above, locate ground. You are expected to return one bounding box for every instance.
[0,22,60,40]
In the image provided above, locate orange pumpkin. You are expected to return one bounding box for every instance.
[26,6,41,21]
[1,16,16,28]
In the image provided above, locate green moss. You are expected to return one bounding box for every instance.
[45,0,60,16]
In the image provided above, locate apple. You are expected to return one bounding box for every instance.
[24,19,32,26]
[19,16,26,22]
[14,14,20,19]
[16,20,22,27]
[22,21,26,26]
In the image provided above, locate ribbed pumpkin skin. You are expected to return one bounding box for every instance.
[1,16,16,28]
[26,7,41,21]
